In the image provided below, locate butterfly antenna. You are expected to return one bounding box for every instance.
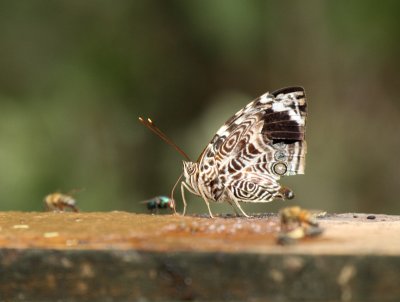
[170,173,183,214]
[138,117,191,161]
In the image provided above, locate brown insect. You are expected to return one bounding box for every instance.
[44,192,79,212]
[279,206,320,230]
[277,206,325,245]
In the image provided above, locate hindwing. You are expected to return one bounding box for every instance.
[226,172,281,202]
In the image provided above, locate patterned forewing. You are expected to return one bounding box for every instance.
[197,93,275,166]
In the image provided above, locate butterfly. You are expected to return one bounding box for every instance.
[140,86,307,218]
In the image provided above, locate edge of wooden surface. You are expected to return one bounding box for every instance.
[0,248,399,301]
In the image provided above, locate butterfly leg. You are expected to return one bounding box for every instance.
[200,191,214,218]
[181,182,215,218]
[227,200,241,216]
[232,199,250,218]
[180,182,188,216]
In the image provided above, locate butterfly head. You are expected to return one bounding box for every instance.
[183,161,198,176]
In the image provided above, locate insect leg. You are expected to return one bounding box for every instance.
[170,173,183,215]
[232,199,250,218]
[227,200,241,216]
[181,182,189,216]
[199,191,214,218]
[69,204,79,212]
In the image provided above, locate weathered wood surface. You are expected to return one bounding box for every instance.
[0,211,399,301]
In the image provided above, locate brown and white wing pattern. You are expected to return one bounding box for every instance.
[197,87,307,203]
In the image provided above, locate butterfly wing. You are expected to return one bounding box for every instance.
[198,87,307,202]
[226,172,281,202]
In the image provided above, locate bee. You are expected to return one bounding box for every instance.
[44,192,79,212]
[277,206,325,245]
[279,206,320,230]
[141,196,175,214]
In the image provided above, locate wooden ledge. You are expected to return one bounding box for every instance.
[0,212,399,301]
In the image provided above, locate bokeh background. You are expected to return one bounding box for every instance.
[1,1,399,214]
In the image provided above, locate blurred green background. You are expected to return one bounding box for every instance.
[1,1,399,214]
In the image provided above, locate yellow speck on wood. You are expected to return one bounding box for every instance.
[13,224,29,229]
[43,232,59,238]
